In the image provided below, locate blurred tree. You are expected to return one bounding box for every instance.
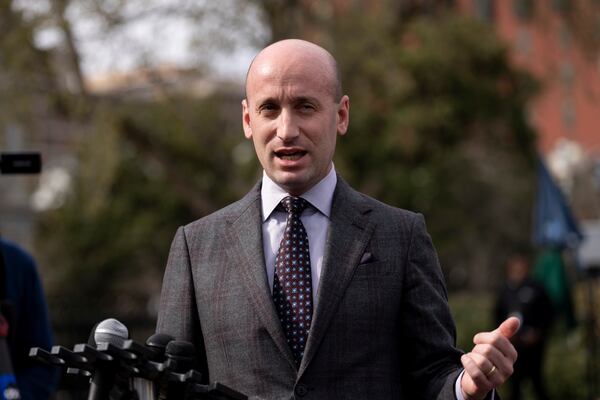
[1,0,564,343]
[0,2,62,129]
[339,15,539,290]
[36,95,259,341]
[2,0,263,341]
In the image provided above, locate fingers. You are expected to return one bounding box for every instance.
[460,318,520,398]
[461,353,495,394]
[470,343,514,380]
[461,351,512,398]
[496,316,520,338]
[473,329,518,363]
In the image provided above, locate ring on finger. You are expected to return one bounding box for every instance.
[485,365,497,377]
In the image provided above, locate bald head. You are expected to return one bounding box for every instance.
[241,38,350,196]
[245,39,342,102]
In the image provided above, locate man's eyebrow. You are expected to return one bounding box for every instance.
[254,95,323,106]
[292,96,321,104]
[255,96,279,105]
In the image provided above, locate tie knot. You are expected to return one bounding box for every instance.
[281,196,308,215]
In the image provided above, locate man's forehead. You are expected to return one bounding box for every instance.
[249,58,329,84]
[247,64,333,100]
[247,69,328,96]
[245,40,339,101]
[250,40,331,72]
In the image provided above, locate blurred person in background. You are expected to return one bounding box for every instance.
[495,253,554,400]
[0,236,57,399]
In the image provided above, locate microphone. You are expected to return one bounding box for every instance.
[93,319,129,347]
[0,314,21,400]
[87,318,130,400]
[30,342,105,390]
[29,320,249,399]
[127,333,174,400]
[144,333,173,363]
[157,339,248,399]
[164,341,196,373]
[158,340,198,400]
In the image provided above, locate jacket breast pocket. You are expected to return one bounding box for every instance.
[352,260,393,278]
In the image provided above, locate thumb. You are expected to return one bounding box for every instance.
[495,316,520,339]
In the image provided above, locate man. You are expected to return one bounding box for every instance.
[157,39,518,399]
[495,254,553,400]
[0,237,57,399]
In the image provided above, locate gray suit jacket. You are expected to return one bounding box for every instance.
[157,177,464,399]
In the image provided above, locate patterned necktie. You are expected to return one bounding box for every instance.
[272,196,313,366]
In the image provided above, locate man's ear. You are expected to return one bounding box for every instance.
[242,99,252,139]
[337,95,350,136]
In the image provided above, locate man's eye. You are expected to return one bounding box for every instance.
[259,104,279,114]
[298,103,316,112]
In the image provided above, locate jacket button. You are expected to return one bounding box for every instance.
[295,384,308,397]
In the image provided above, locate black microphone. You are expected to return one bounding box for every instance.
[127,333,173,400]
[158,340,198,400]
[144,333,173,363]
[164,341,196,373]
[87,318,130,400]
[50,346,90,370]
[157,340,249,400]
[30,342,104,391]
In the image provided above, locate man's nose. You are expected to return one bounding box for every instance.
[276,110,299,142]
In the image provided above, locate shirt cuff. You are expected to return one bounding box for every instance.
[455,370,495,400]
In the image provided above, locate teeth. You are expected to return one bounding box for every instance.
[280,153,302,160]
[276,151,304,160]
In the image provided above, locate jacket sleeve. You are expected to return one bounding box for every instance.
[156,226,208,381]
[398,214,464,399]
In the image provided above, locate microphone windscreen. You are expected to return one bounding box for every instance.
[93,318,129,347]
[165,340,196,373]
[145,333,173,361]
[145,333,174,350]
[165,340,195,361]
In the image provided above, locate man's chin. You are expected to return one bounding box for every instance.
[272,173,311,196]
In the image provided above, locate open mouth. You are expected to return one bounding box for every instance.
[274,149,307,161]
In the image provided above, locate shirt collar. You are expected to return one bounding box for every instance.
[261,165,337,221]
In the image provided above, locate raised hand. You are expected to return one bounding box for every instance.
[460,317,520,400]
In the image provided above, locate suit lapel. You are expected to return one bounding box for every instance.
[223,184,297,369]
[299,178,375,375]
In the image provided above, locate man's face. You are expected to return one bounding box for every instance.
[507,257,529,284]
[242,44,349,196]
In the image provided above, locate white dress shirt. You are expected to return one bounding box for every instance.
[260,165,337,308]
[259,165,487,400]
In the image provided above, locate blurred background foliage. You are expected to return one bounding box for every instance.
[33,2,537,335]
[2,0,600,398]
